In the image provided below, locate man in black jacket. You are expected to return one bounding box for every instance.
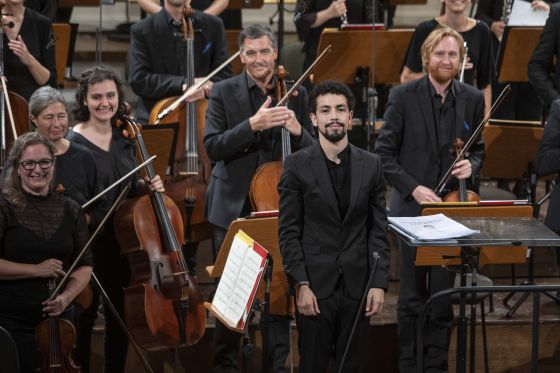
[204,24,315,372]
[278,80,389,372]
[375,27,485,373]
[529,3,560,113]
[128,0,231,124]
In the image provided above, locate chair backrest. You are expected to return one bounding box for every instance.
[0,326,19,373]
[417,205,533,266]
[52,23,71,87]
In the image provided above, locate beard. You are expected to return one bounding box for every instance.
[428,64,460,84]
[319,122,347,143]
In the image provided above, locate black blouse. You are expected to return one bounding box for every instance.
[3,8,57,101]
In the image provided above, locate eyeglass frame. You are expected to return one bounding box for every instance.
[19,159,54,171]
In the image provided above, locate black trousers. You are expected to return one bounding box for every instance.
[75,228,130,373]
[212,225,291,373]
[296,276,367,373]
[397,242,455,373]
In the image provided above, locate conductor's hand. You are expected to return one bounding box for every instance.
[42,294,70,317]
[296,285,320,316]
[249,96,293,133]
[145,175,165,193]
[365,288,384,317]
[451,159,472,180]
[328,0,347,19]
[36,259,65,279]
[412,185,442,204]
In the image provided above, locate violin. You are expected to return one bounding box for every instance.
[35,280,81,373]
[442,138,480,203]
[115,106,206,350]
[248,46,332,212]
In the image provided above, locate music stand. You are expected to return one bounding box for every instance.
[497,27,542,83]
[390,215,560,373]
[314,28,413,149]
[135,123,178,178]
[207,216,291,372]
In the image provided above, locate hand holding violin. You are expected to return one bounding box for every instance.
[451,159,472,180]
[42,293,70,317]
[412,185,442,204]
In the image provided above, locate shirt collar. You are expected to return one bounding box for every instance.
[428,78,455,99]
[322,143,351,165]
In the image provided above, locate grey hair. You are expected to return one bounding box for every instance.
[237,24,278,50]
[29,86,67,118]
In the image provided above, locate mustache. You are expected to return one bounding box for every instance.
[326,121,344,128]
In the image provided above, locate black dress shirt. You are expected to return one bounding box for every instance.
[323,144,351,219]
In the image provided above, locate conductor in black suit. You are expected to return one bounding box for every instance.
[375,27,485,373]
[278,80,390,372]
[529,3,560,113]
[204,24,315,372]
[128,0,231,124]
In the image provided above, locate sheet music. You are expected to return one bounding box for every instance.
[212,232,267,327]
[508,0,549,26]
[388,214,479,240]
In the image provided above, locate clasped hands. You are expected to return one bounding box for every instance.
[249,96,301,136]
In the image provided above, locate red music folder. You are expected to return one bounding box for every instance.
[205,230,269,332]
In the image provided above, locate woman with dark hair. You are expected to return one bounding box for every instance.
[2,0,56,101]
[29,86,104,227]
[67,65,164,373]
[0,132,93,373]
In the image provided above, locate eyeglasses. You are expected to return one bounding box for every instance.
[19,159,54,171]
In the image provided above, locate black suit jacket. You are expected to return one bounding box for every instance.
[204,71,316,229]
[528,3,560,110]
[128,9,231,123]
[278,143,389,300]
[374,76,485,217]
[536,99,560,231]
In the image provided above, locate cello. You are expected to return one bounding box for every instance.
[149,1,212,243]
[115,108,206,350]
[249,46,332,211]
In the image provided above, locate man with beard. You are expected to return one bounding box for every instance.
[375,27,484,373]
[278,80,390,372]
[204,24,315,372]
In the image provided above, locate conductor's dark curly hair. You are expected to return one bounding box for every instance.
[308,80,355,113]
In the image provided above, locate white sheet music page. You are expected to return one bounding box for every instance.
[226,247,264,325]
[212,234,249,322]
[388,214,479,240]
[508,0,549,26]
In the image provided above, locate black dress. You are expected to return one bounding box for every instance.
[66,127,137,373]
[402,19,495,90]
[3,8,57,101]
[0,192,91,373]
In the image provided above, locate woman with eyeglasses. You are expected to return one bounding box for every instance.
[29,86,104,228]
[0,132,93,373]
[67,65,164,373]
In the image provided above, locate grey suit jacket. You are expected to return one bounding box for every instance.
[204,71,316,229]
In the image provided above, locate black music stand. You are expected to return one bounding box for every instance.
[390,216,560,373]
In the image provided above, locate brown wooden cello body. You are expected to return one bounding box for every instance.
[115,113,206,351]
[149,97,212,242]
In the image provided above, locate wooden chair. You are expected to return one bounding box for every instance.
[52,23,71,87]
